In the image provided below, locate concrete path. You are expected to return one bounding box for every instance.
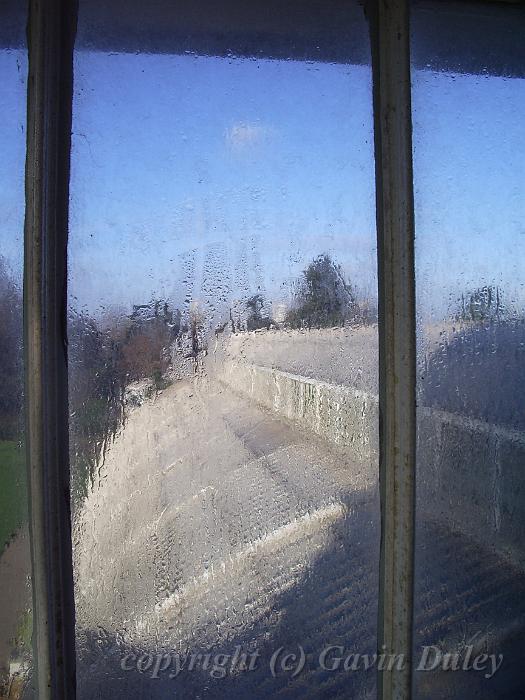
[75,379,525,699]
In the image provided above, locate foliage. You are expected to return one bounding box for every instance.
[69,298,178,505]
[0,257,179,516]
[121,300,178,380]
[286,254,359,329]
[68,311,126,504]
[455,285,506,324]
[0,258,23,441]
[245,293,271,331]
[0,440,26,554]
[0,261,26,553]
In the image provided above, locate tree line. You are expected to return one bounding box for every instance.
[68,300,180,503]
[0,254,522,506]
[242,254,376,331]
[0,259,23,441]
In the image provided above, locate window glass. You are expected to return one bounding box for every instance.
[412,2,525,697]
[70,1,380,697]
[0,2,33,696]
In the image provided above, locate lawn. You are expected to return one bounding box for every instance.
[0,440,27,554]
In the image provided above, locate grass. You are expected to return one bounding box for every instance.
[0,439,27,554]
[14,607,33,654]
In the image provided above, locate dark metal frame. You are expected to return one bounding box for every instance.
[21,0,516,698]
[24,0,78,698]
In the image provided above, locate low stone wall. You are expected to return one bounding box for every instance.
[417,407,525,569]
[219,360,378,466]
[219,359,525,569]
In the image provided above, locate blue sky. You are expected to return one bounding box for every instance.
[412,69,525,322]
[1,47,524,323]
[0,50,26,280]
[68,52,376,320]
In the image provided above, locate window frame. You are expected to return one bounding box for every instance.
[24,1,77,698]
[21,1,518,698]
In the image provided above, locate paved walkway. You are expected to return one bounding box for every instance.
[75,379,525,699]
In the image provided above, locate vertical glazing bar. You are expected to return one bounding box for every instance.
[368,1,416,698]
[24,0,78,697]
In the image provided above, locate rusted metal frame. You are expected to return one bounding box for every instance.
[368,0,417,698]
[24,0,78,697]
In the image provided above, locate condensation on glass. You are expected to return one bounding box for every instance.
[0,1,33,697]
[69,1,379,697]
[411,1,525,697]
